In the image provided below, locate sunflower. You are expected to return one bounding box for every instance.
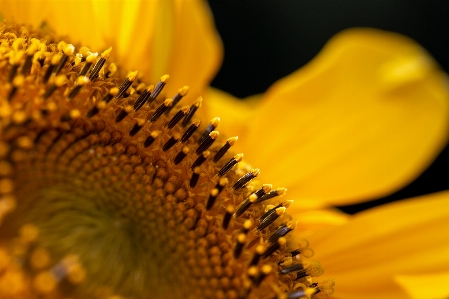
[0,1,448,299]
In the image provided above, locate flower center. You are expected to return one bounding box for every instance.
[0,21,334,299]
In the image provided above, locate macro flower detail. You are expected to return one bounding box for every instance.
[2,0,449,298]
[0,22,333,299]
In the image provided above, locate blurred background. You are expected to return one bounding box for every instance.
[208,0,449,214]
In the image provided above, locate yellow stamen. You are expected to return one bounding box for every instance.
[101,47,112,59]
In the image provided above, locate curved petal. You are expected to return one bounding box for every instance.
[304,191,449,299]
[241,28,449,206]
[0,0,223,99]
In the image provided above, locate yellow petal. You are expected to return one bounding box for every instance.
[0,0,54,28]
[305,191,449,299]
[288,207,350,238]
[166,0,223,101]
[0,0,223,99]
[395,272,449,299]
[242,28,449,206]
[204,88,261,145]
[0,0,103,50]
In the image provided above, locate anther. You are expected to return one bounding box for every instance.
[162,134,181,152]
[37,55,45,67]
[255,187,287,204]
[260,203,280,222]
[207,188,219,210]
[222,205,234,229]
[218,153,243,177]
[115,71,138,99]
[190,166,201,188]
[167,105,190,129]
[8,63,19,83]
[143,131,160,148]
[286,288,317,299]
[206,177,228,210]
[278,257,293,268]
[279,261,323,279]
[79,52,98,76]
[105,63,117,78]
[232,169,260,190]
[249,245,266,266]
[216,177,229,194]
[20,56,32,75]
[123,87,134,98]
[133,85,154,111]
[279,262,311,275]
[267,221,297,244]
[43,54,61,83]
[149,98,173,122]
[196,131,219,155]
[80,47,92,58]
[86,87,119,117]
[296,263,323,280]
[180,119,201,143]
[11,37,25,51]
[253,265,272,287]
[67,76,90,100]
[8,75,24,101]
[279,263,312,275]
[135,83,147,94]
[21,43,38,75]
[74,49,87,64]
[262,237,286,258]
[213,136,238,162]
[289,239,315,259]
[60,109,81,122]
[42,75,68,100]
[255,184,273,198]
[234,193,259,218]
[8,51,24,82]
[257,203,288,231]
[198,117,220,143]
[241,219,253,234]
[191,150,210,169]
[289,249,301,259]
[165,86,189,114]
[182,97,202,127]
[129,119,146,137]
[234,233,246,259]
[73,53,83,66]
[145,74,169,106]
[312,279,335,296]
[115,105,132,123]
[248,266,259,281]
[53,43,75,76]
[174,146,189,165]
[88,47,111,80]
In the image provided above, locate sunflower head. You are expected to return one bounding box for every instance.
[0,21,332,299]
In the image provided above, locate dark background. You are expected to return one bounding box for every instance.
[208,0,449,214]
